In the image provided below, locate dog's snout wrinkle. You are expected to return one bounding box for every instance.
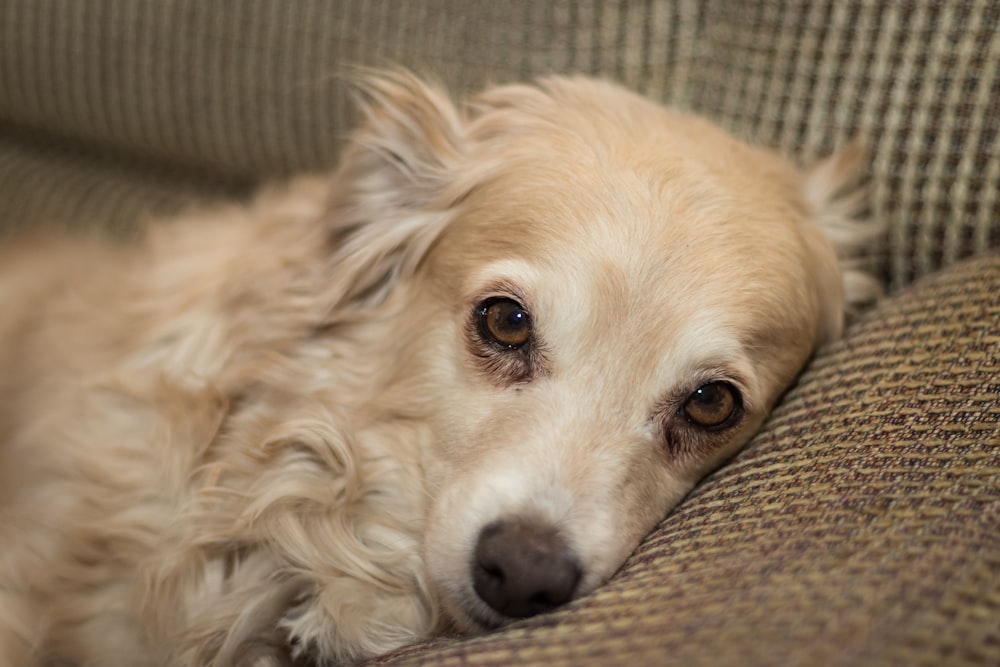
[472,518,582,619]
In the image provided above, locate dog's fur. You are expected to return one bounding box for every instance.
[0,73,877,666]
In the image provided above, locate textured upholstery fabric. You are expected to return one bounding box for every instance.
[0,131,249,238]
[367,254,1000,666]
[0,2,998,664]
[1,1,998,285]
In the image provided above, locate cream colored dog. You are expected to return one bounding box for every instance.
[0,73,876,666]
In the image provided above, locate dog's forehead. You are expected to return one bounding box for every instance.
[447,96,813,277]
[465,78,809,213]
[439,155,813,311]
[428,148,823,389]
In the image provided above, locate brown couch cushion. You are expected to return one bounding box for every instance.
[366,253,1000,666]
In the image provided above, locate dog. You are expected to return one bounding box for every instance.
[0,72,878,666]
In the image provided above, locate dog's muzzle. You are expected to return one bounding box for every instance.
[472,518,582,619]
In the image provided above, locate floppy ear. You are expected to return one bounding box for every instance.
[802,139,884,339]
[324,71,469,308]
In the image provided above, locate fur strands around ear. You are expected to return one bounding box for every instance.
[803,139,885,313]
[322,71,472,310]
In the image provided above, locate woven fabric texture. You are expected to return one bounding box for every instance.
[0,131,249,239]
[1,0,998,285]
[365,253,1000,667]
[1,3,998,664]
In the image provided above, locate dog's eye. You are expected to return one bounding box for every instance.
[682,381,740,428]
[478,298,531,349]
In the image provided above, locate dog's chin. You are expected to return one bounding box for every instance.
[458,609,507,633]
[440,590,510,633]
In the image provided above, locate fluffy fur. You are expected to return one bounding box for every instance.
[0,72,877,666]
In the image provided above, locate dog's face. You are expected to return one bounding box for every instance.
[328,74,861,632]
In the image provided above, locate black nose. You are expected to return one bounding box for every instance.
[472,518,583,619]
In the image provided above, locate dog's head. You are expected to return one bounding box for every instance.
[325,72,876,632]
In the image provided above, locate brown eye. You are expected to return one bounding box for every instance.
[479,298,531,349]
[682,381,740,428]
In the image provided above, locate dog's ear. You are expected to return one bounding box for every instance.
[324,71,469,308]
[802,139,884,340]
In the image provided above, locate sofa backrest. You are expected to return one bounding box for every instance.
[1,0,997,289]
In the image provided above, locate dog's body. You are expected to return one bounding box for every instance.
[0,74,876,666]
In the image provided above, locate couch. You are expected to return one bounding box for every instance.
[1,1,997,665]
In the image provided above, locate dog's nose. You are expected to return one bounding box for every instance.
[472,518,582,619]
